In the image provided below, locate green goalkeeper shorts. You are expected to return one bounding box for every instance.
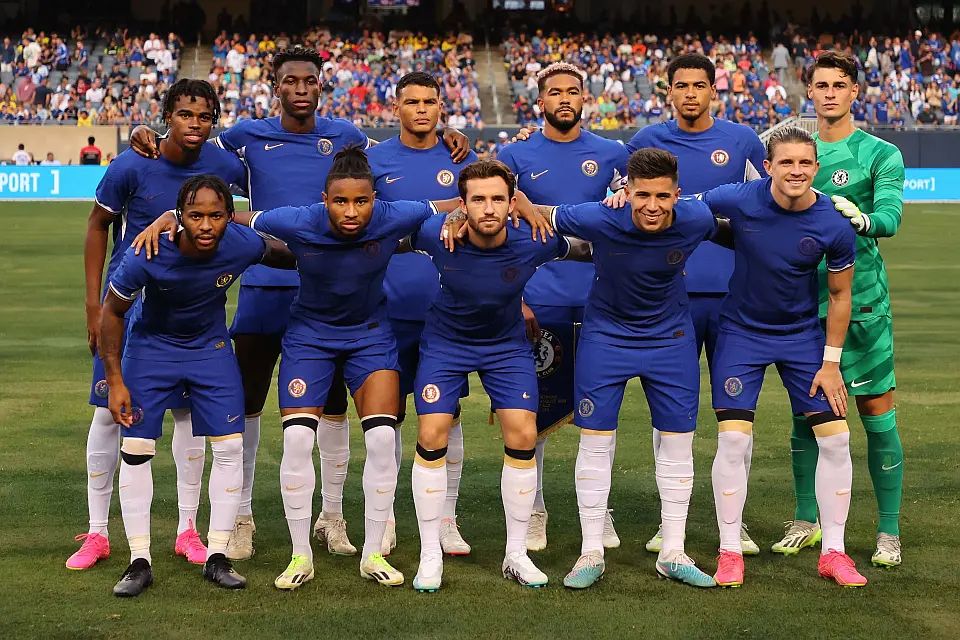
[822,315,896,396]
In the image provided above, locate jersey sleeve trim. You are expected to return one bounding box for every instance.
[94,197,121,215]
[827,261,855,273]
[107,281,139,302]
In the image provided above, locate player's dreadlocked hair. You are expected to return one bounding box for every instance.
[457,160,516,200]
[325,146,374,190]
[161,78,221,125]
[765,126,817,161]
[627,148,679,183]
[667,53,716,85]
[272,45,323,78]
[175,174,235,223]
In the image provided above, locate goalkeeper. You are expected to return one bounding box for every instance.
[772,51,906,568]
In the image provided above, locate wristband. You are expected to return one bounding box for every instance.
[823,346,843,362]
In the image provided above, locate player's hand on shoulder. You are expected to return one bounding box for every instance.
[108,380,134,427]
[133,210,179,260]
[513,126,539,142]
[441,208,468,252]
[810,362,848,417]
[129,125,161,159]
[602,188,628,209]
[832,195,870,234]
[442,127,471,163]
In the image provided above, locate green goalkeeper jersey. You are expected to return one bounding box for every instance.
[813,128,905,321]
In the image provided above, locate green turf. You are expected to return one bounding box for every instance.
[1,203,958,639]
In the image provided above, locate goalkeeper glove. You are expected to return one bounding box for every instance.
[832,195,871,234]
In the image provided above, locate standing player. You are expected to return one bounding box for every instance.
[622,53,767,556]
[101,176,293,596]
[129,47,470,560]
[70,79,246,571]
[548,149,718,590]
[771,52,906,568]
[497,62,628,551]
[409,160,586,592]
[365,71,479,557]
[703,128,866,588]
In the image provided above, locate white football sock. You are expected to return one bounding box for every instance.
[280,422,317,560]
[317,414,350,516]
[815,429,853,554]
[652,428,662,459]
[207,437,243,559]
[119,458,153,564]
[390,425,401,524]
[171,409,204,534]
[238,415,260,517]
[86,407,119,537]
[655,431,695,556]
[744,433,754,481]
[712,430,751,553]
[502,455,537,556]
[412,455,446,558]
[575,433,614,555]
[361,424,397,558]
[443,420,464,518]
[532,438,546,512]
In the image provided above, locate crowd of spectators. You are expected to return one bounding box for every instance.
[503,30,794,131]
[206,29,483,129]
[0,26,181,125]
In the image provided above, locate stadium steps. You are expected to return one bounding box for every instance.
[476,44,511,127]
[182,43,212,80]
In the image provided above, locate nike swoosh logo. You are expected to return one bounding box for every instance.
[226,486,241,493]
[882,461,903,471]
[89,471,108,478]
[835,489,851,496]
[519,487,534,495]
[385,176,403,184]
[576,476,595,481]
[284,483,305,491]
[530,170,549,180]
[377,488,392,494]
[425,487,444,494]
[850,379,873,388]
[679,478,692,484]
[264,143,284,151]
[335,462,347,468]
[187,453,204,461]
[722,489,739,496]
[227,414,241,423]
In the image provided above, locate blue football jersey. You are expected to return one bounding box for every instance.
[553,198,717,346]
[214,115,369,287]
[108,225,266,361]
[250,199,437,337]
[497,130,628,307]
[367,137,478,322]
[413,215,570,344]
[626,119,767,294]
[701,179,857,336]
[94,145,247,287]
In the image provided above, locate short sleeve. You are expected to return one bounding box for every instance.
[609,144,629,190]
[222,152,248,190]
[94,158,134,214]
[546,233,571,262]
[699,183,743,221]
[382,199,438,236]
[107,247,149,301]
[826,225,856,272]
[213,119,249,153]
[624,127,653,155]
[496,145,519,175]
[235,225,268,266]
[412,214,443,255]
[743,131,768,180]
[249,205,312,243]
[551,202,608,242]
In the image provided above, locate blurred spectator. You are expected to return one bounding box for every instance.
[12,142,31,165]
[79,136,101,164]
[39,151,60,165]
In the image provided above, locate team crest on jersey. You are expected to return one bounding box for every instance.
[130,406,144,425]
[421,383,441,404]
[534,329,563,378]
[436,169,455,187]
[711,149,730,166]
[363,240,381,257]
[501,266,520,282]
[798,236,821,256]
[578,398,595,418]
[216,273,233,287]
[581,159,599,177]
[94,379,109,398]
[724,377,743,397]
[667,249,684,265]
[831,169,849,186]
[317,138,334,155]
[288,378,307,398]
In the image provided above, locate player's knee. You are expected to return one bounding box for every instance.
[504,445,536,469]
[120,437,156,465]
[211,435,243,465]
[414,442,447,467]
[361,415,398,469]
[807,412,851,459]
[716,409,755,435]
[282,413,320,455]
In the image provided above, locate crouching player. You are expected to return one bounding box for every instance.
[548,149,720,590]
[701,127,866,588]
[100,176,294,596]
[409,160,585,592]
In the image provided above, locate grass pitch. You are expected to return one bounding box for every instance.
[0,202,958,639]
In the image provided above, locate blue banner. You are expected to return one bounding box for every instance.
[3,164,960,202]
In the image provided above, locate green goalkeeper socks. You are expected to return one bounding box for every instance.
[790,415,820,523]
[862,409,903,536]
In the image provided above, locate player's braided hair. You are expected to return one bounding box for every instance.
[161,78,220,125]
[667,53,716,85]
[272,45,323,78]
[765,126,817,161]
[457,159,516,200]
[627,148,679,183]
[325,145,374,190]
[175,174,235,223]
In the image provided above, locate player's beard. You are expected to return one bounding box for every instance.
[544,107,582,132]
